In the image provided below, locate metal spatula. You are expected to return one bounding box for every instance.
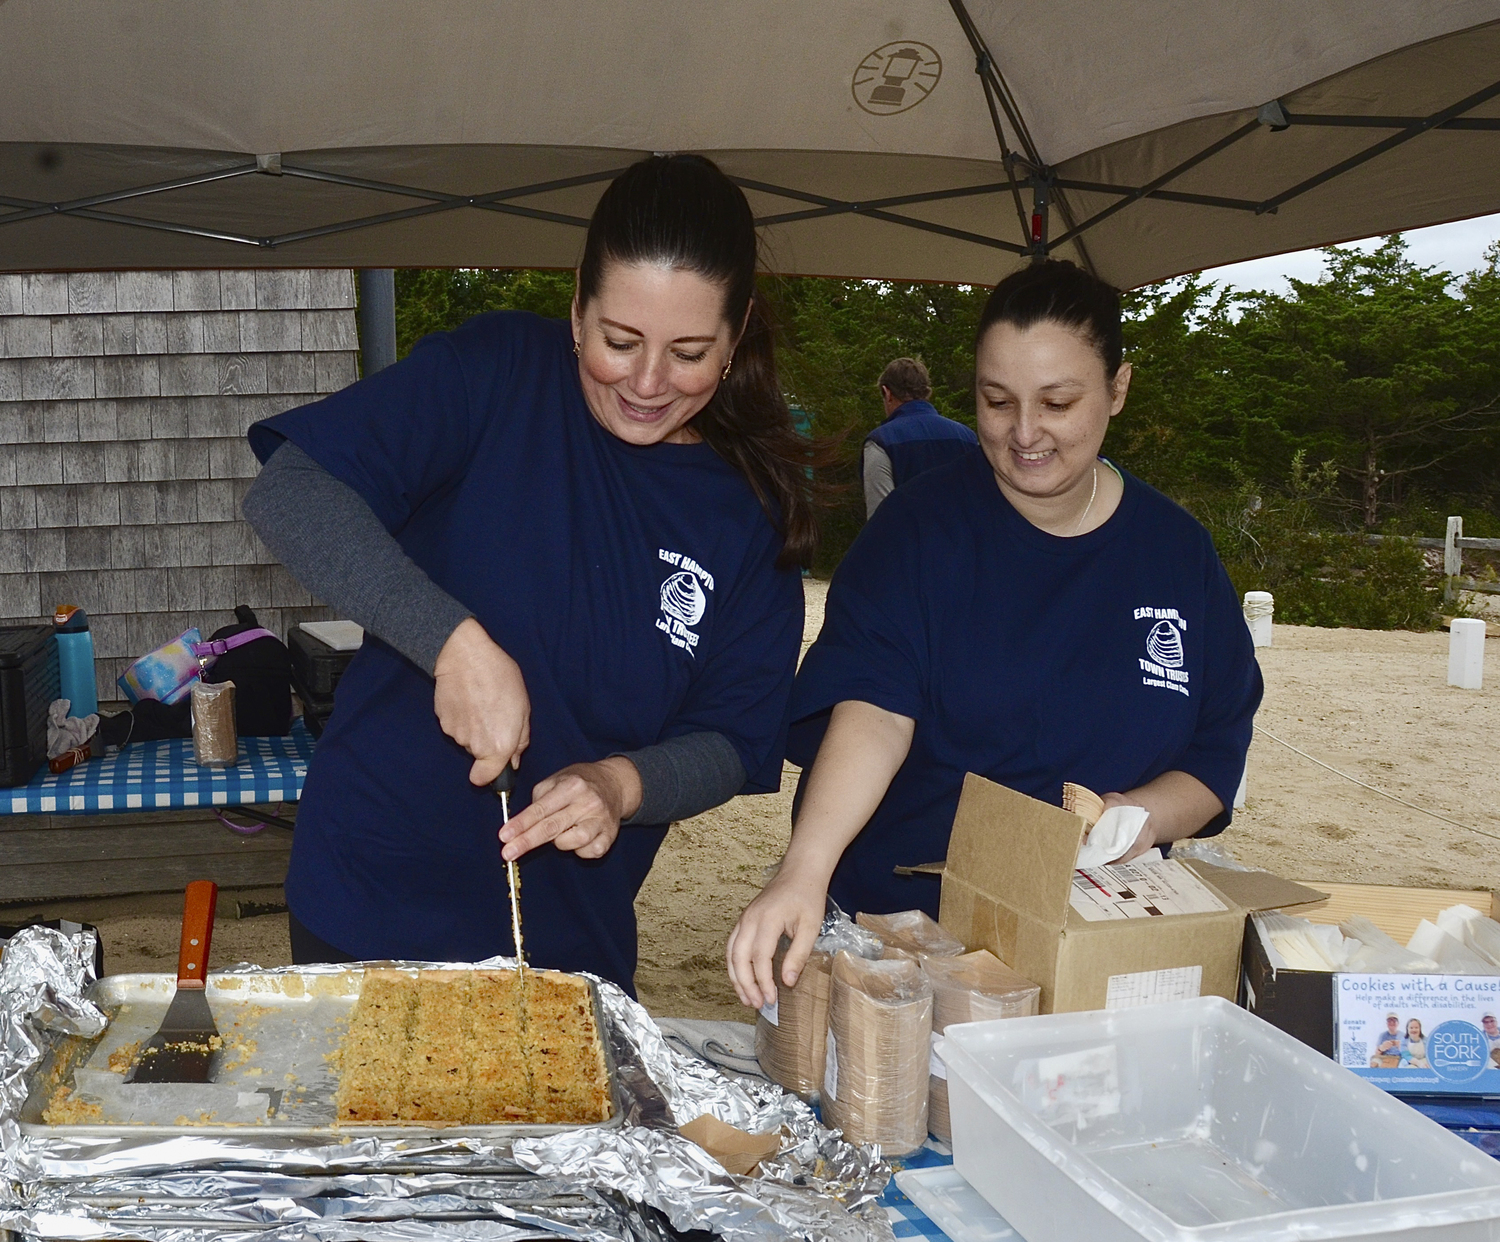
[492,765,525,974]
[128,880,221,1084]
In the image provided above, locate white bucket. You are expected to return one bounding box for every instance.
[1448,617,1485,689]
[1242,591,1273,648]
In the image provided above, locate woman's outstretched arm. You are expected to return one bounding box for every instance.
[726,699,915,1010]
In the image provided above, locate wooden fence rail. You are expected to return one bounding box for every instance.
[1364,517,1500,599]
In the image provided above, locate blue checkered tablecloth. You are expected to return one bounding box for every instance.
[881,1141,957,1239]
[3,720,315,814]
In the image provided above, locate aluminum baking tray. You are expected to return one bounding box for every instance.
[19,966,623,1141]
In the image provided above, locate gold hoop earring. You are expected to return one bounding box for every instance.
[721,357,733,381]
[572,340,581,358]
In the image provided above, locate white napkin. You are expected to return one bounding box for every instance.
[1075,804,1153,869]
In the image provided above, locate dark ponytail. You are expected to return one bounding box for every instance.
[578,154,821,569]
[978,259,1123,378]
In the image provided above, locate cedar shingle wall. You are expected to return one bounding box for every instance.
[0,270,356,702]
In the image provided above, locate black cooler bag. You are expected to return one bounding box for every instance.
[0,625,60,787]
[204,606,293,736]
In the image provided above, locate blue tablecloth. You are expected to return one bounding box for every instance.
[882,1142,959,1240]
[3,720,315,814]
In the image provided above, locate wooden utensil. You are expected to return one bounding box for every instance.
[493,765,525,974]
[128,880,221,1084]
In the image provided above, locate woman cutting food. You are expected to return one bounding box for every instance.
[727,260,1262,1009]
[243,155,809,992]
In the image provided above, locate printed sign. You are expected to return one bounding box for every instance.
[1335,973,1500,1096]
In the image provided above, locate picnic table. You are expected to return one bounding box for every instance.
[3,721,314,815]
[0,721,315,905]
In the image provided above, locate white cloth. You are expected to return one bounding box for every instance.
[1075,804,1153,869]
[46,699,99,758]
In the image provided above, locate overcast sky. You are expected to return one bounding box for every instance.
[1198,210,1500,296]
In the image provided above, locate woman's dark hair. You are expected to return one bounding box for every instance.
[577,154,820,568]
[977,260,1123,378]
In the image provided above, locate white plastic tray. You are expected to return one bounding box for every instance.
[894,1165,1018,1242]
[941,996,1500,1242]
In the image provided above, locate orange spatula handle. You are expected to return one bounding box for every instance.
[177,880,218,989]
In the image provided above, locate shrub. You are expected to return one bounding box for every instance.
[1186,457,1442,630]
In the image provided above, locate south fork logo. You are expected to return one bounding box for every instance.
[1430,1020,1490,1085]
[1134,606,1190,698]
[656,548,715,657]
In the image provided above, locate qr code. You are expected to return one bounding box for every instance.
[1342,1041,1367,1067]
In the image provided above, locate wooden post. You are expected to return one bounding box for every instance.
[1444,515,1463,605]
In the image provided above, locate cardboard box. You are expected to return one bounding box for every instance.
[1242,881,1500,1097]
[935,774,1324,1014]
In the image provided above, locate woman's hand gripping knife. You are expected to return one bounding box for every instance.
[727,700,915,1011]
[433,618,644,862]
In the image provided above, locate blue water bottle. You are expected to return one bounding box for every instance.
[53,605,98,718]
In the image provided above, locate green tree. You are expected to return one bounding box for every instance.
[1212,238,1499,527]
[393,269,574,358]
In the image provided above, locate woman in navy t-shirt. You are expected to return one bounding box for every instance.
[727,261,1262,1009]
[242,157,812,992]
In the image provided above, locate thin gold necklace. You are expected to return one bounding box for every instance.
[1072,465,1099,536]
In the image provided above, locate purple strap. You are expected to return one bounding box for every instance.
[192,628,277,660]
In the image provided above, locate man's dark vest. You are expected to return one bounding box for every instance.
[863,400,978,489]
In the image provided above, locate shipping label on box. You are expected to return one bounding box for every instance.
[1070,859,1228,922]
[1335,972,1500,1096]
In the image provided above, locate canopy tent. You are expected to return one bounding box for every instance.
[3,1,1499,288]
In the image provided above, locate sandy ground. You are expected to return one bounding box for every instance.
[31,580,1500,1023]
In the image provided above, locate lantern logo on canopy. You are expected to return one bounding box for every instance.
[852,42,942,115]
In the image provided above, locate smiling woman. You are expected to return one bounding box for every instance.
[573,263,732,447]
[728,261,1265,1012]
[240,155,814,993]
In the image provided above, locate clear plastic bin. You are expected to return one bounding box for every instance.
[941,996,1500,1242]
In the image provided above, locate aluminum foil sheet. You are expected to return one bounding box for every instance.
[0,927,891,1242]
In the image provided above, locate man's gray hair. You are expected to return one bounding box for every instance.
[878,356,931,402]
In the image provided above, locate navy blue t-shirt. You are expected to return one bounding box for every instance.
[248,312,803,990]
[790,452,1262,920]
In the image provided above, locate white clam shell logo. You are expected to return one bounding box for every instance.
[660,571,706,627]
[1146,620,1185,668]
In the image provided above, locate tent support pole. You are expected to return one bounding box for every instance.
[1257,76,1500,214]
[731,175,1026,253]
[357,270,398,377]
[754,179,1018,227]
[1026,176,1050,264]
[1049,117,1262,249]
[946,0,1097,274]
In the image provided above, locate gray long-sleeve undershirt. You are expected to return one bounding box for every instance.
[862,441,896,518]
[241,441,746,826]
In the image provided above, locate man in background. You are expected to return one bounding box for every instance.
[862,357,978,518]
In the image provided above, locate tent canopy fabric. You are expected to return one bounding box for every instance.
[3,1,1499,287]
